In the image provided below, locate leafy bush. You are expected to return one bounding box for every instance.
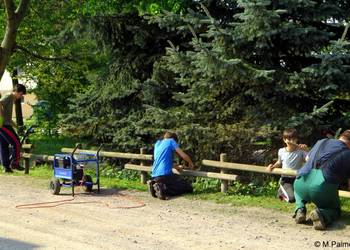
[228,180,279,196]
[193,177,220,193]
[26,100,57,136]
[100,166,143,181]
[192,176,279,197]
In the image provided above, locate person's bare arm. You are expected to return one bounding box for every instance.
[298,144,309,152]
[173,164,184,172]
[175,147,194,169]
[266,160,282,172]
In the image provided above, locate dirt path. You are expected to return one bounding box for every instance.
[0,175,349,250]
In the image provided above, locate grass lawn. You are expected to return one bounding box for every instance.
[29,135,88,155]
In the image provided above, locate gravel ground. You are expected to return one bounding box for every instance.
[0,175,349,250]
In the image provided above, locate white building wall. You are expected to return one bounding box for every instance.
[0,70,37,119]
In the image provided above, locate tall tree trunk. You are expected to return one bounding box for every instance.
[12,68,24,134]
[0,0,30,80]
[0,24,17,79]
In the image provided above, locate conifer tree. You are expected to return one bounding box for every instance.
[63,0,350,161]
[155,0,350,139]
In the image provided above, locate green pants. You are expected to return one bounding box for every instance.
[294,169,341,225]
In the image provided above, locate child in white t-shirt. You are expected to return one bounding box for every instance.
[267,128,308,203]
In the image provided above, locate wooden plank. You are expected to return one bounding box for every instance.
[61,148,153,161]
[202,160,296,176]
[202,160,350,198]
[172,169,238,181]
[339,190,350,199]
[23,139,31,174]
[22,144,33,149]
[140,148,147,184]
[125,164,151,172]
[21,153,54,161]
[124,164,238,181]
[220,153,228,193]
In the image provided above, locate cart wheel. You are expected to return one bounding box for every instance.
[50,178,61,195]
[82,175,93,192]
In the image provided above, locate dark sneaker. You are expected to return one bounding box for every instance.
[309,209,326,230]
[153,183,166,200]
[11,164,25,171]
[294,208,307,224]
[3,167,13,173]
[147,180,156,198]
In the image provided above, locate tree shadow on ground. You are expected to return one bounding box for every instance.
[80,187,128,197]
[54,186,130,197]
[328,211,350,231]
[0,237,40,250]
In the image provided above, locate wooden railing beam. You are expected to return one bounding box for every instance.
[61,148,153,161]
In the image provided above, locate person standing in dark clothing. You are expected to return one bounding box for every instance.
[0,84,26,173]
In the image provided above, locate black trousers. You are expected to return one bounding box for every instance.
[152,174,193,197]
[0,125,21,168]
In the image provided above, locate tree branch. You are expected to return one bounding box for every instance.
[15,45,77,62]
[341,22,349,42]
[15,0,30,23]
[4,0,16,21]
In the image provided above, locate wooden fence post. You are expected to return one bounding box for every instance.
[140,148,147,184]
[24,138,30,174]
[220,153,228,193]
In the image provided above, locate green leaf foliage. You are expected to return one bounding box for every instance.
[7,0,350,164]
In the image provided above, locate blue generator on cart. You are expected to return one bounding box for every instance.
[49,144,102,196]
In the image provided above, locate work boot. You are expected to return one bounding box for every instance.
[294,208,307,224]
[309,209,326,230]
[11,164,25,171]
[3,167,13,173]
[147,180,156,198]
[153,183,166,200]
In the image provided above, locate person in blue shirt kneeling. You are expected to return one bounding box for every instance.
[148,131,194,200]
